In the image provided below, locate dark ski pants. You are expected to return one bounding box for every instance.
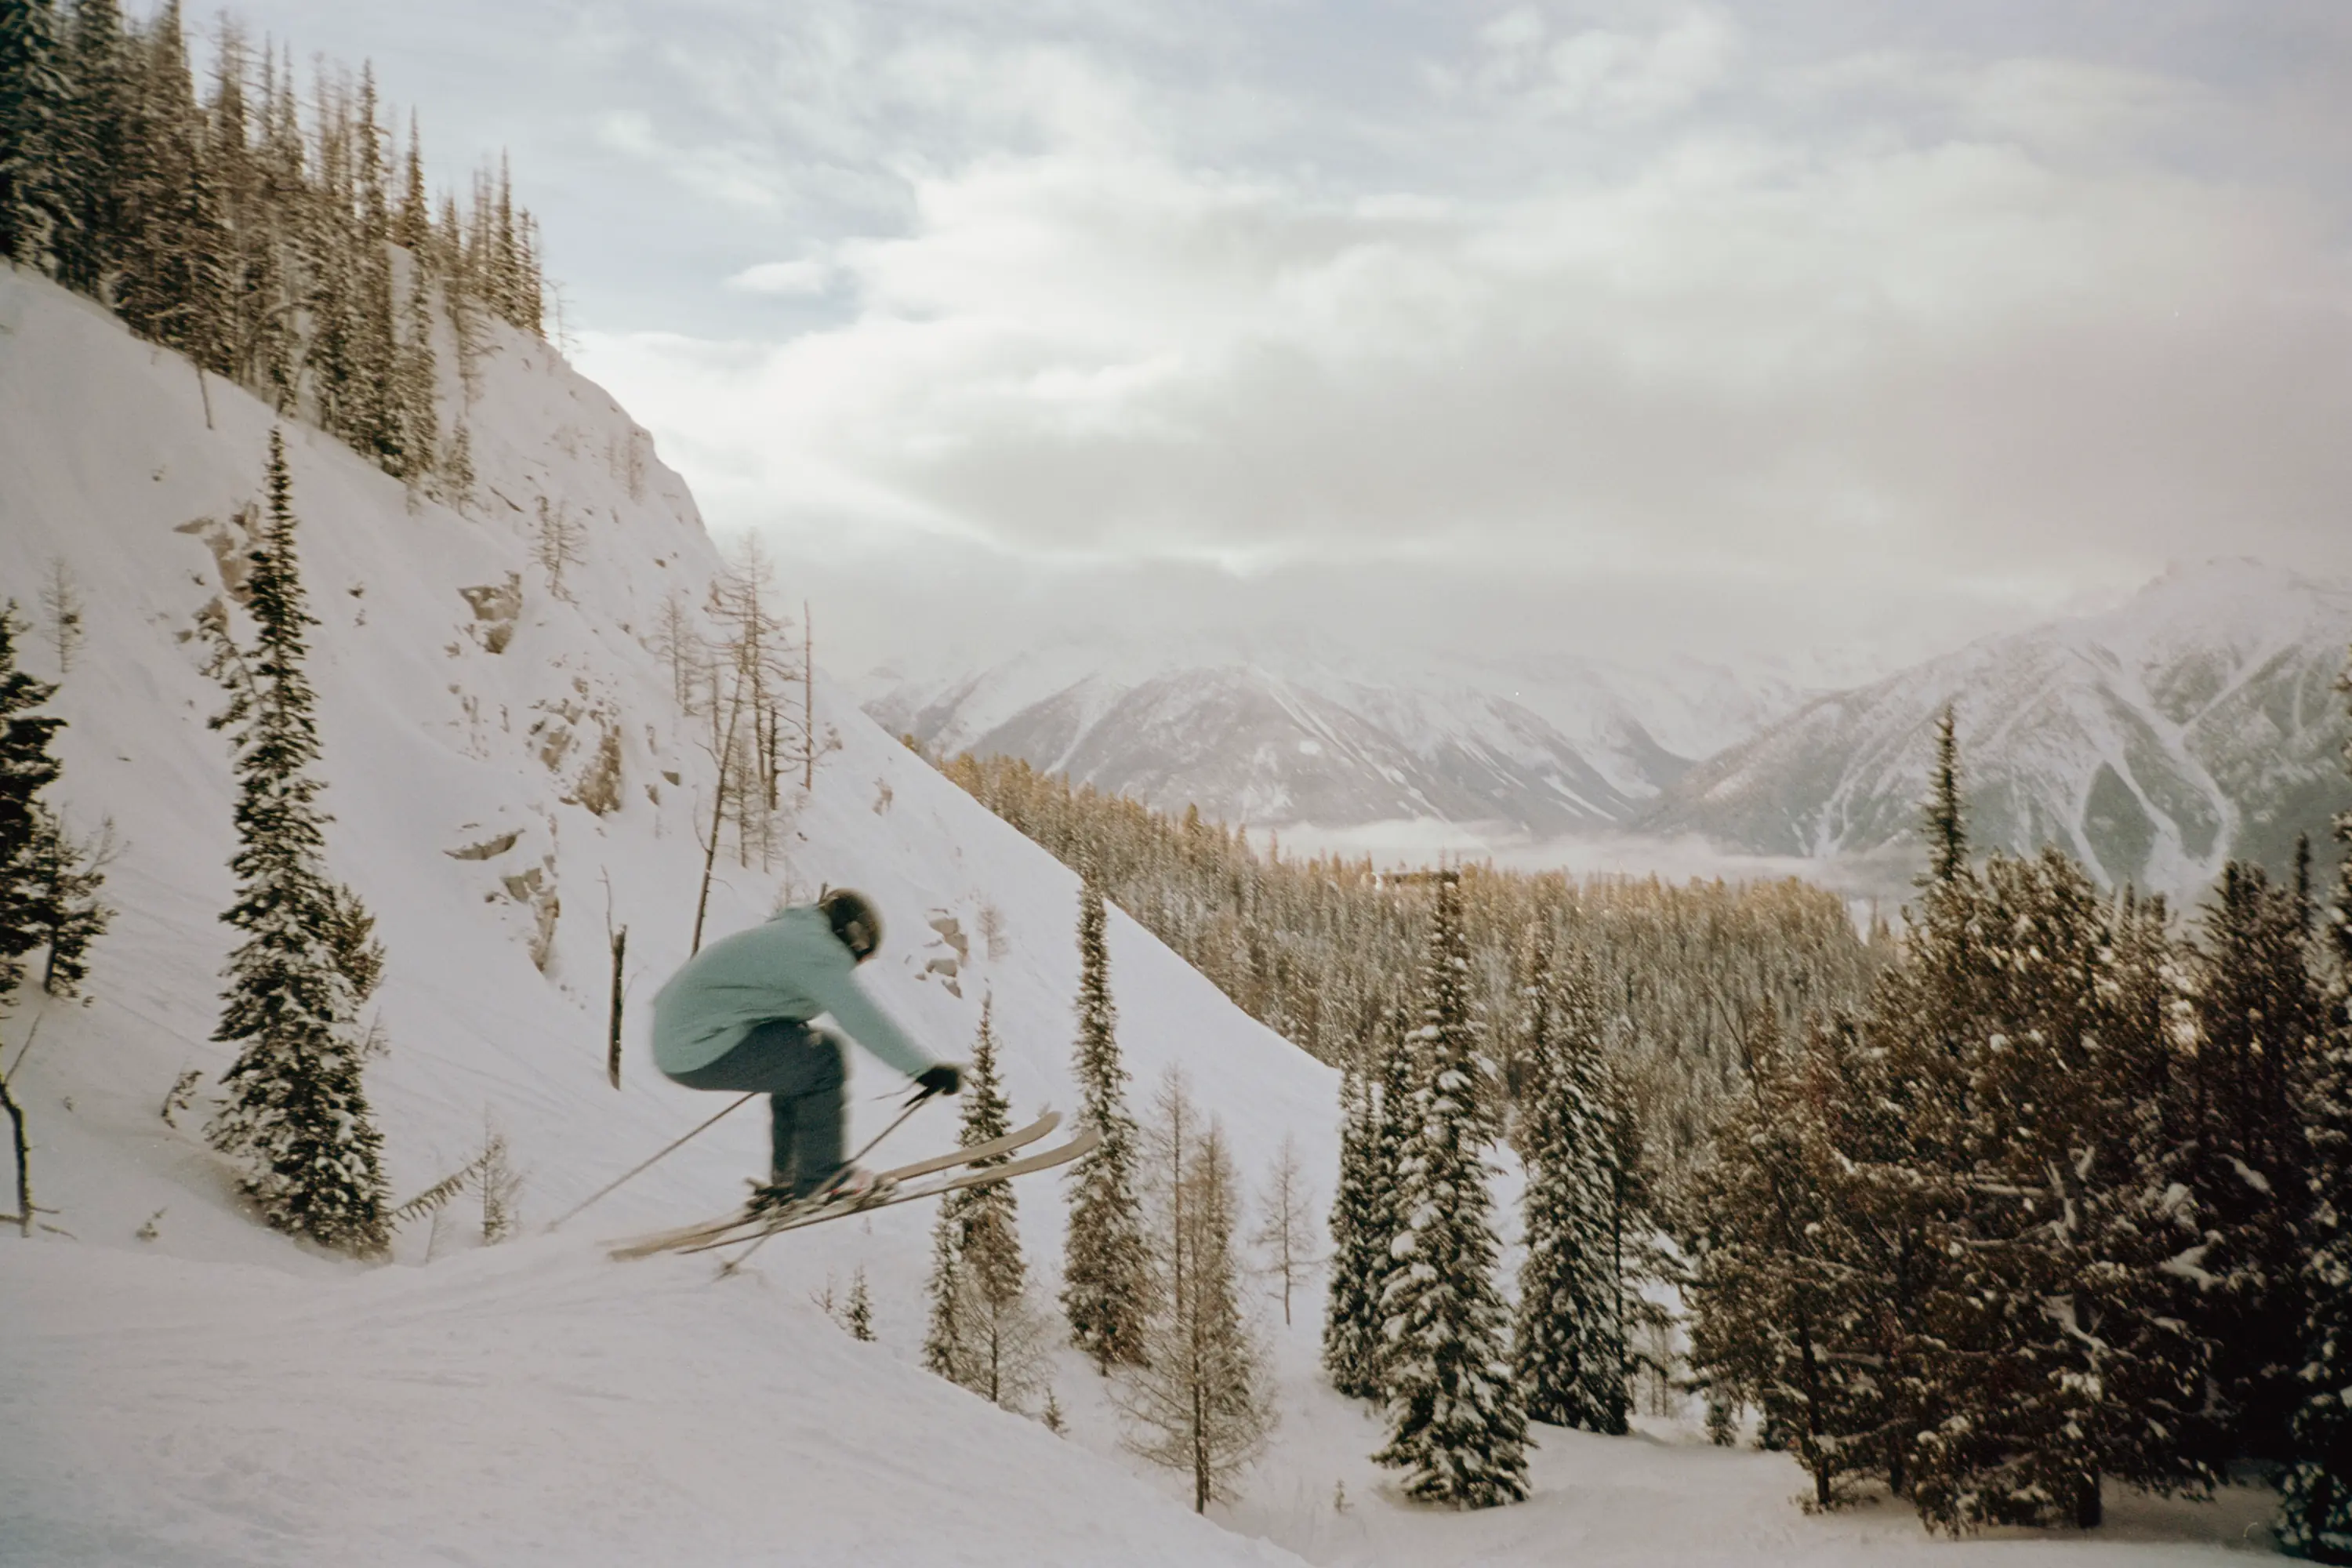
[665,1021,846,1198]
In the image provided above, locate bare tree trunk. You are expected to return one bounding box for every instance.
[691,672,750,955]
[0,1070,31,1238]
[607,923,627,1089]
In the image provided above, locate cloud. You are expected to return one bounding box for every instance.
[589,128,2352,578]
[477,0,2352,672]
[728,259,834,296]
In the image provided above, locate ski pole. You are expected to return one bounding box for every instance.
[546,1091,756,1232]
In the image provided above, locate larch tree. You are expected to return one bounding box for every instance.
[1062,873,1150,1370]
[1250,1131,1318,1328]
[1117,1071,1275,1512]
[1512,925,1629,1435]
[200,429,391,1257]
[1374,872,1530,1508]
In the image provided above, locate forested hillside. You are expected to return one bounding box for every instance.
[0,0,546,489]
[931,750,1884,1173]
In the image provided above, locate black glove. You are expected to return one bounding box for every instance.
[913,1063,964,1100]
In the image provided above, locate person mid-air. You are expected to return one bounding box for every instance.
[652,888,962,1214]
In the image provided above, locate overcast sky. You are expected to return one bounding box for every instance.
[220,1,2352,677]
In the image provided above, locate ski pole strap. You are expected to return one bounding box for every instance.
[546,1091,757,1232]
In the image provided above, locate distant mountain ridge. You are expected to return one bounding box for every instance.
[860,637,1847,838]
[1639,559,2352,893]
[861,561,2352,897]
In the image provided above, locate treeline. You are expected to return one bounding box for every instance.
[0,0,546,485]
[1685,711,2352,1547]
[932,751,1883,1178]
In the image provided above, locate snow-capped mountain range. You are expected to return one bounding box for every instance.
[859,561,2352,897]
[1642,559,2352,895]
[861,636,1870,840]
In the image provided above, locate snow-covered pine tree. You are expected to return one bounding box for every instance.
[1116,1073,1275,1512]
[844,1268,876,1344]
[0,0,71,271]
[1321,1044,1386,1396]
[2279,655,2352,1564]
[1512,924,1629,1435]
[1062,874,1150,1370]
[0,600,64,1006]
[2282,1010,2352,1562]
[54,0,129,296]
[22,807,111,996]
[201,429,392,1257]
[114,2,230,377]
[1366,999,1417,1387]
[1684,1007,1870,1509]
[392,253,439,483]
[1909,851,2212,1533]
[2188,860,2328,1461]
[924,996,1049,1406]
[1374,872,1530,1508]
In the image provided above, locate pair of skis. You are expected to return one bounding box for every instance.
[608,1109,1097,1263]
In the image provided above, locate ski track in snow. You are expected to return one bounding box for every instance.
[0,270,2285,1566]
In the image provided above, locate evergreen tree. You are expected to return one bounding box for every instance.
[201,429,391,1257]
[0,0,71,270]
[22,807,110,995]
[114,2,228,373]
[1374,873,1530,1508]
[2187,860,2327,1460]
[1512,926,1628,1434]
[843,1267,876,1343]
[1322,1050,1387,1396]
[1062,875,1150,1370]
[1685,1007,1871,1509]
[393,252,438,481]
[1908,852,2212,1532]
[55,0,129,296]
[1925,705,1966,887]
[1366,1000,1417,1385]
[2282,1014,2352,1562]
[0,601,64,1006]
[2280,655,2352,1564]
[924,997,1049,1406]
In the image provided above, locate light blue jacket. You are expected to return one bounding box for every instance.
[652,906,933,1080]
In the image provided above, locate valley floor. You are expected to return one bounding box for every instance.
[3,1227,2281,1568]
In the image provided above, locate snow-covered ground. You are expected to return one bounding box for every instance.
[0,270,2283,1563]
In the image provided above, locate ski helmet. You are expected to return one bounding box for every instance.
[819,887,883,963]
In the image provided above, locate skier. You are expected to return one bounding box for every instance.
[653,888,962,1214]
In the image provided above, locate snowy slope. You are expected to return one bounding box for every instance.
[0,267,1330,1562]
[1641,559,2352,895]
